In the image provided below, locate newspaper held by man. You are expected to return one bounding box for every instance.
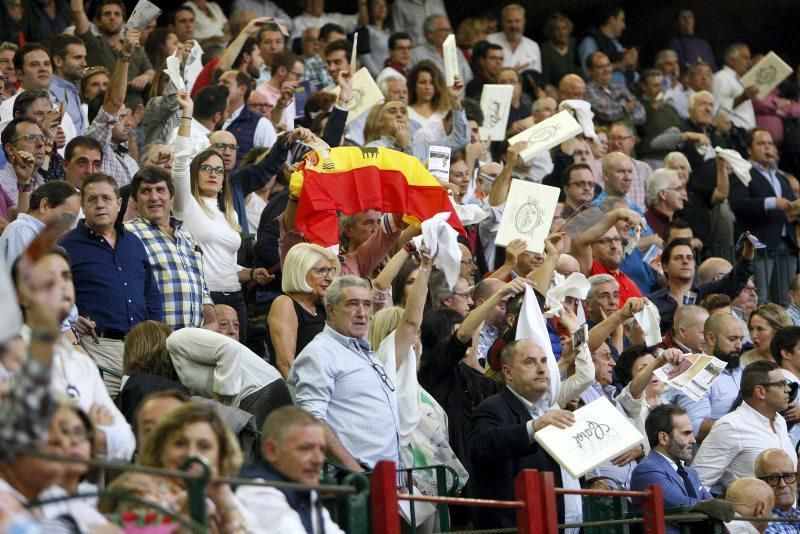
[126,0,162,30]
[653,354,727,401]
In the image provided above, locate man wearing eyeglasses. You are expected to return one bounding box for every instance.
[754,448,800,532]
[561,163,597,217]
[693,360,797,496]
[0,119,46,217]
[289,275,401,472]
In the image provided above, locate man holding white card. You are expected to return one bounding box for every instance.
[469,339,576,529]
[411,15,472,85]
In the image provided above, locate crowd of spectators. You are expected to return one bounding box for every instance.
[4,0,800,532]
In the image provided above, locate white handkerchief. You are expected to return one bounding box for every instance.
[714,146,753,186]
[183,41,205,94]
[557,99,598,140]
[544,272,591,318]
[421,212,462,290]
[164,50,185,92]
[517,284,562,406]
[450,198,488,226]
[634,301,662,346]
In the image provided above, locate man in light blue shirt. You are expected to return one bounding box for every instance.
[0,180,80,269]
[49,35,87,135]
[661,312,744,441]
[288,275,401,471]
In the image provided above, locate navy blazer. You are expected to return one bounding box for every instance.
[729,166,798,248]
[468,387,565,529]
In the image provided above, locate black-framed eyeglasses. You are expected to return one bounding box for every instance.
[760,380,791,390]
[199,164,225,176]
[371,362,395,392]
[460,258,476,266]
[759,473,798,487]
[450,291,470,299]
[211,142,238,152]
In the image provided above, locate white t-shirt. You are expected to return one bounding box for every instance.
[486,32,542,72]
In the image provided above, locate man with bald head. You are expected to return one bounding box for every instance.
[671,305,709,353]
[592,152,646,217]
[725,477,775,533]
[754,449,800,529]
[473,278,512,364]
[663,312,745,444]
[558,73,586,102]
[606,122,652,212]
[469,339,577,529]
[556,254,580,279]
[216,304,240,341]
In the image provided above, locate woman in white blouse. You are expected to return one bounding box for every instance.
[173,92,273,343]
[407,61,452,144]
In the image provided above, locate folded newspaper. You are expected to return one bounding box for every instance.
[653,354,726,401]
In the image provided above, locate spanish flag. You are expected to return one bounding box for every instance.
[290,146,465,247]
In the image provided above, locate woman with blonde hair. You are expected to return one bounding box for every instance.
[105,403,248,532]
[455,18,488,62]
[741,303,793,366]
[173,91,274,346]
[267,242,341,378]
[407,61,451,144]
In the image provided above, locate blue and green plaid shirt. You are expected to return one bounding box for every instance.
[125,216,212,330]
[765,507,800,533]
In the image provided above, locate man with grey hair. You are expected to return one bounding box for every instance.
[712,43,758,130]
[654,49,686,113]
[411,14,473,84]
[487,4,541,72]
[645,168,687,238]
[288,274,402,472]
[378,76,407,103]
[650,90,733,246]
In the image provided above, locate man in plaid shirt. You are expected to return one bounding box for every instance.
[124,166,216,330]
[754,449,800,533]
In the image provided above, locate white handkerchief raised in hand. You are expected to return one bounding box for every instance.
[183,41,205,94]
[634,301,662,346]
[421,212,462,290]
[544,272,591,318]
[450,198,488,226]
[714,146,752,186]
[557,100,597,140]
[164,50,185,92]
[517,284,562,406]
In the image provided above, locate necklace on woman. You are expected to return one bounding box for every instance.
[292,296,318,316]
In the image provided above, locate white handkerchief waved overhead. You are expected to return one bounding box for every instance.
[543,272,591,318]
[558,99,598,140]
[517,284,562,406]
[421,212,462,290]
[714,146,752,186]
[634,301,662,347]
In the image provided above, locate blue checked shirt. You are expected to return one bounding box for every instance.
[766,507,800,533]
[124,216,211,330]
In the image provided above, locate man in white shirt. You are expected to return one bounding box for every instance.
[237,406,345,534]
[13,248,136,461]
[712,43,758,130]
[486,4,541,73]
[693,360,797,495]
[291,0,367,45]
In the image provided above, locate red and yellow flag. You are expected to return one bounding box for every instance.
[289,146,464,246]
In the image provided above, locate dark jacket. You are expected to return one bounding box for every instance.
[226,106,262,165]
[469,387,565,529]
[729,166,798,248]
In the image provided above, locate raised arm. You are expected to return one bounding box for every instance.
[103,30,138,115]
[218,17,269,73]
[587,297,646,353]
[570,208,641,275]
[394,248,432,361]
[627,347,683,400]
[171,91,195,215]
[70,0,90,37]
[489,141,526,206]
[456,278,529,342]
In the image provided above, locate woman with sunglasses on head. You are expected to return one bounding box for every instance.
[173,91,274,344]
[267,243,341,378]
